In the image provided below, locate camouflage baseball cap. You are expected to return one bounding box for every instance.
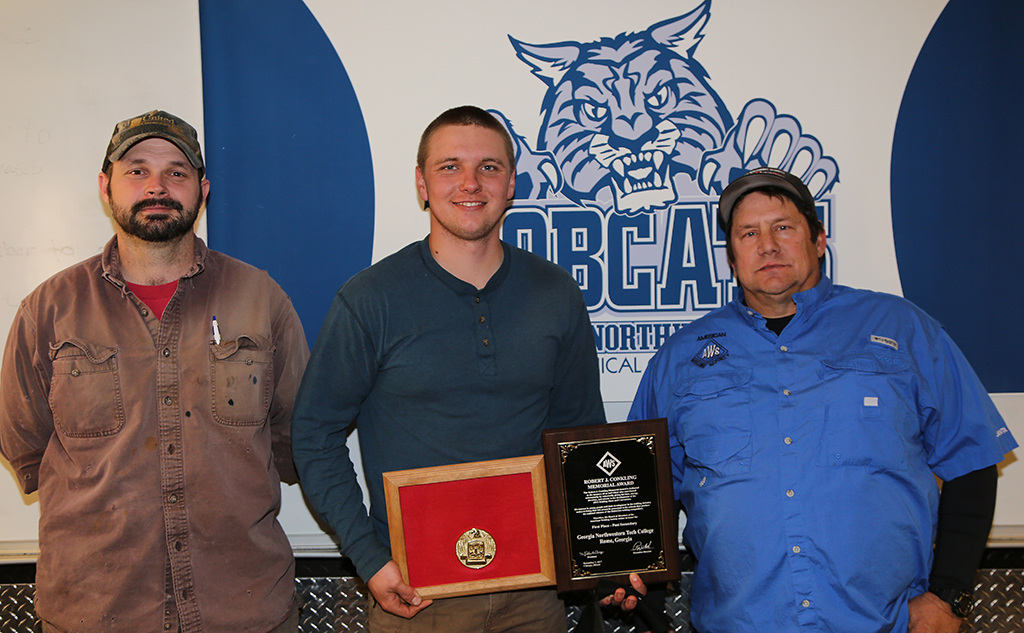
[102,110,204,176]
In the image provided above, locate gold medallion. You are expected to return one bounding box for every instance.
[456,528,496,569]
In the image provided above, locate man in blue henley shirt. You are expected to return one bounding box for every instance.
[618,167,1017,633]
[291,106,606,632]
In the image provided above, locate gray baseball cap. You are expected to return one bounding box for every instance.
[718,167,814,228]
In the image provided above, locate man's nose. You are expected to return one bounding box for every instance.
[145,174,169,196]
[459,171,482,192]
[757,231,780,254]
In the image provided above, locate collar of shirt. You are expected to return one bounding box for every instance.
[732,274,834,334]
[99,235,208,292]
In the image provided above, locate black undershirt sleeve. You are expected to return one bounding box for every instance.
[928,465,998,594]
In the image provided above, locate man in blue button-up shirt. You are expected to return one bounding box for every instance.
[621,167,1016,633]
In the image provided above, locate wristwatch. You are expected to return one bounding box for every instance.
[933,587,974,618]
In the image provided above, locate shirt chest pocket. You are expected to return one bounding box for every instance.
[674,370,753,478]
[210,334,274,426]
[683,432,752,478]
[49,340,125,438]
[818,351,914,471]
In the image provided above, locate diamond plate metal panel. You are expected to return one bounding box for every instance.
[0,585,42,633]
[666,577,693,633]
[296,577,368,633]
[964,569,1024,633]
[1,567,1020,632]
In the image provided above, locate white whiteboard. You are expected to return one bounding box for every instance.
[0,0,210,556]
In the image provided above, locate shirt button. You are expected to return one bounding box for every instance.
[475,297,481,304]
[802,600,811,608]
[479,316,486,323]
[784,437,793,445]
[792,545,801,553]
[71,369,81,377]
[164,396,173,406]
[169,493,178,503]
[780,345,789,352]
[483,339,490,346]
[163,348,171,357]
[141,308,149,317]
[245,358,253,365]
[783,389,792,396]
[786,489,795,498]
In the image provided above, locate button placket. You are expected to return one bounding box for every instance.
[475,296,494,352]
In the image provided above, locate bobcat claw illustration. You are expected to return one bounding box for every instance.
[699,99,839,200]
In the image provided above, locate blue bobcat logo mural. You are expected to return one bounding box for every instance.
[493,0,840,385]
[496,1,839,215]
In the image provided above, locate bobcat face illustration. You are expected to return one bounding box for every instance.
[511,2,731,215]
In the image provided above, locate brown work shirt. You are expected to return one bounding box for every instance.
[0,236,309,633]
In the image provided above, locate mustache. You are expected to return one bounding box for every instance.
[132,197,184,214]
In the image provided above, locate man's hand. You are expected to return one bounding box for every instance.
[908,591,964,633]
[599,573,647,611]
[367,560,432,618]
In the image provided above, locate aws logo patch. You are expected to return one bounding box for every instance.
[692,338,729,368]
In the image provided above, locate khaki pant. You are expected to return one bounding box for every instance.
[369,588,567,633]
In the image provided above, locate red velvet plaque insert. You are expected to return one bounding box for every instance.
[400,473,539,587]
[383,455,556,599]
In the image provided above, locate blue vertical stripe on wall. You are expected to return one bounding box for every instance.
[891,0,1024,393]
[198,0,374,345]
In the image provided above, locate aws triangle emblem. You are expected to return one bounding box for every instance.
[692,338,728,368]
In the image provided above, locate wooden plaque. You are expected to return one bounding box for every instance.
[542,419,679,592]
[383,455,556,599]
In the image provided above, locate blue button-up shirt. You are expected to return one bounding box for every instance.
[630,276,1016,633]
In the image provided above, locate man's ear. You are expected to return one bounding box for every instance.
[415,166,428,204]
[98,172,110,205]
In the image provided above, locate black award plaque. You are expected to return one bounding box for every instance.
[542,419,679,592]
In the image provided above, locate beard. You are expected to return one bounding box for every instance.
[111,193,202,243]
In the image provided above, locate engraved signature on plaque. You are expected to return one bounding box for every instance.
[456,528,496,569]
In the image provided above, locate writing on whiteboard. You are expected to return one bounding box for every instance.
[0,242,76,262]
[1,122,52,177]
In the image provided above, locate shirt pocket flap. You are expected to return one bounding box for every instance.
[673,369,751,399]
[211,333,273,361]
[685,432,751,468]
[49,339,117,364]
[821,352,909,374]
